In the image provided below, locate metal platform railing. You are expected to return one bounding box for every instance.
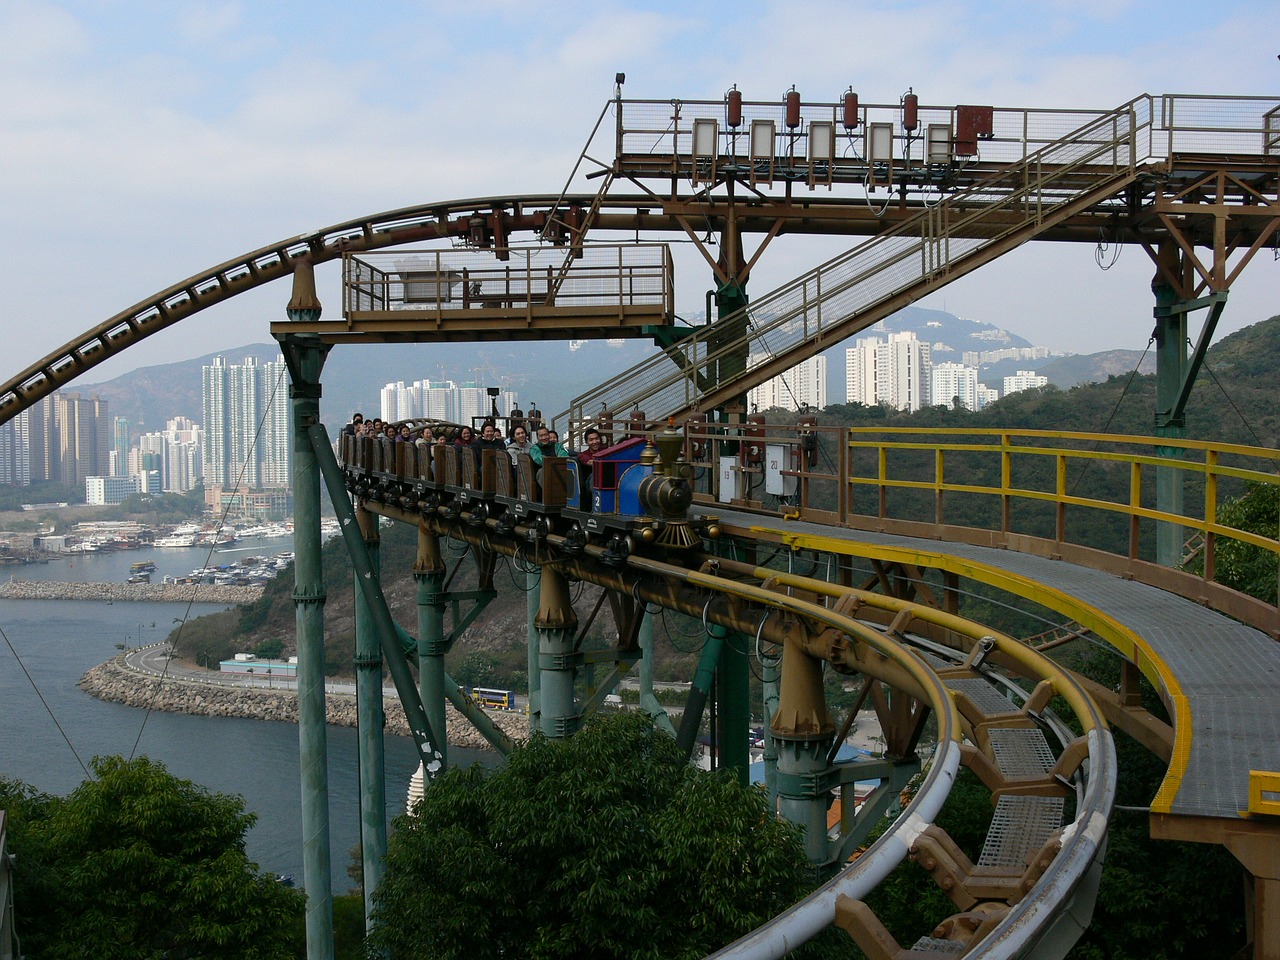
[565,93,1280,430]
[344,243,672,317]
[564,96,1153,428]
[679,419,1280,635]
[614,93,1280,186]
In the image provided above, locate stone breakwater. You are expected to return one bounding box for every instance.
[79,658,528,751]
[1,579,263,604]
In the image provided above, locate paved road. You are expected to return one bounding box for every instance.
[123,643,381,697]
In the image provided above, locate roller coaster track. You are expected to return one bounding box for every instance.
[353,472,1115,959]
[0,192,603,425]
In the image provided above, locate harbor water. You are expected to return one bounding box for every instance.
[0,536,491,890]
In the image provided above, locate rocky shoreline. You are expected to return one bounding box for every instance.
[79,658,528,751]
[1,579,263,604]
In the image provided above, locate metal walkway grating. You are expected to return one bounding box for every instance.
[988,727,1056,778]
[709,506,1280,820]
[914,650,959,671]
[978,795,1064,868]
[910,936,967,955]
[946,677,1019,717]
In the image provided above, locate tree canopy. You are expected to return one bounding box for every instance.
[367,713,838,960]
[0,756,303,959]
[1184,480,1280,605]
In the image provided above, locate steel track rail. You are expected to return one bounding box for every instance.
[0,192,608,424]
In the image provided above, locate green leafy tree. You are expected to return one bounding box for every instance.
[367,713,841,960]
[0,756,303,958]
[1186,480,1280,604]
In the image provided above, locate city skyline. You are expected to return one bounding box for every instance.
[3,2,1275,391]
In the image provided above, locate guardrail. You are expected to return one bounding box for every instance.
[566,97,1152,427]
[344,244,673,318]
[616,92,1280,177]
[680,421,1280,635]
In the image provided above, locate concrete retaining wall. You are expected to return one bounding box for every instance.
[1,579,262,604]
[79,657,528,751]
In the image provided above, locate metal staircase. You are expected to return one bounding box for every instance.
[564,96,1156,426]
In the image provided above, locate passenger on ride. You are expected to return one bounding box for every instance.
[455,426,477,448]
[578,428,604,466]
[506,424,533,464]
[397,424,412,442]
[549,428,569,454]
[576,428,603,509]
[529,426,568,465]
[344,412,364,436]
[478,422,506,452]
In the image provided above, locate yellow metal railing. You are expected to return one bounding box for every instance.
[682,419,1279,627]
[842,427,1280,577]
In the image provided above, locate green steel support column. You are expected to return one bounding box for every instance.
[777,740,833,867]
[536,565,579,738]
[675,624,726,756]
[762,653,780,808]
[307,423,444,771]
[638,610,676,736]
[711,266,753,784]
[526,564,541,730]
[716,630,751,787]
[415,526,448,773]
[772,639,836,868]
[278,287,334,960]
[1153,274,1188,568]
[353,505,386,934]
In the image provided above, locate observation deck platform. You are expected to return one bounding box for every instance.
[710,506,1280,838]
[272,243,674,344]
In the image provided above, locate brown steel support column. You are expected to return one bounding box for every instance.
[415,524,448,772]
[1224,830,1280,960]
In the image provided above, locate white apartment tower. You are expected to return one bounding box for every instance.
[0,409,31,486]
[748,355,827,412]
[202,355,290,491]
[845,332,932,411]
[930,362,980,411]
[1003,370,1049,397]
[380,380,518,428]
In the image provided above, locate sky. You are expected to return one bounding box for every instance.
[1,0,1277,386]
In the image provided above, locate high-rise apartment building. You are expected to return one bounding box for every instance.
[845,332,932,411]
[55,393,111,489]
[379,380,519,428]
[930,362,980,411]
[112,417,130,477]
[1002,370,1049,397]
[0,409,31,485]
[202,355,290,492]
[747,355,827,412]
